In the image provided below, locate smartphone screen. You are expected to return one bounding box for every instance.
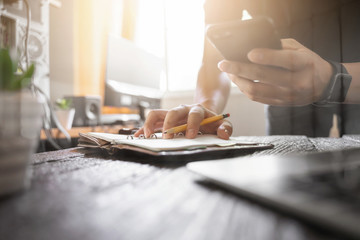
[206,17,282,62]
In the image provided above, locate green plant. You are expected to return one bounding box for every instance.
[55,98,72,110]
[0,48,35,91]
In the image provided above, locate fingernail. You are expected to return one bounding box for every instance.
[248,51,263,62]
[186,129,197,138]
[218,61,230,72]
[218,125,230,138]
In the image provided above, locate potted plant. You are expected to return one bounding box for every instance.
[0,48,43,196]
[55,98,75,130]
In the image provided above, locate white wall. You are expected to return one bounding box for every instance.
[161,88,266,137]
[49,0,75,102]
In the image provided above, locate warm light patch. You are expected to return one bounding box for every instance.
[242,9,252,20]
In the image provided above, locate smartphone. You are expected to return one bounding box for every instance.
[206,17,282,62]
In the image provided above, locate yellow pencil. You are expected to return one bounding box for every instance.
[163,113,230,135]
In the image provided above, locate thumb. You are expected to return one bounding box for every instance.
[217,121,233,140]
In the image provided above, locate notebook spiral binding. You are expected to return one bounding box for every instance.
[125,131,203,140]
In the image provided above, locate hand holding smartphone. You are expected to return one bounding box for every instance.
[206,17,282,62]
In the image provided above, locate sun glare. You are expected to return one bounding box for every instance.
[242,9,252,20]
[134,0,205,91]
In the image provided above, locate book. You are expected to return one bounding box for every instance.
[78,132,273,161]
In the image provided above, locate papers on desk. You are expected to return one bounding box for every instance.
[78,132,273,160]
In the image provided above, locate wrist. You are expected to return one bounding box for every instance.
[315,60,333,101]
[313,60,352,106]
[199,101,219,113]
[194,96,219,113]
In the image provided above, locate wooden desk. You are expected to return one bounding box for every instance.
[1,135,360,240]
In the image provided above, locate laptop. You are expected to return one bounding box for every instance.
[187,148,360,239]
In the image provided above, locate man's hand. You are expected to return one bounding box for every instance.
[134,104,233,139]
[218,38,333,106]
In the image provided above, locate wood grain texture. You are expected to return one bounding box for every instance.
[1,136,358,240]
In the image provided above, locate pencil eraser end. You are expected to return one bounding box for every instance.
[224,113,230,118]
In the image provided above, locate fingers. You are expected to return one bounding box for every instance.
[163,104,214,139]
[185,105,206,138]
[137,104,233,140]
[227,74,313,106]
[135,109,168,138]
[230,76,293,106]
[133,127,144,137]
[216,38,324,107]
[217,120,232,140]
[226,70,292,100]
[245,39,311,71]
[218,60,294,87]
[162,105,191,139]
[247,48,311,71]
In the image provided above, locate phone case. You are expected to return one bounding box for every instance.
[206,17,282,62]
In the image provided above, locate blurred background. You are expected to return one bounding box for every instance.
[51,0,265,136]
[1,0,266,138]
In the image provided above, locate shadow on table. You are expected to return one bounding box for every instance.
[75,146,270,169]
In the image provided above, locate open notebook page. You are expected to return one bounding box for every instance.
[85,132,251,152]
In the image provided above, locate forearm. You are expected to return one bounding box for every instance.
[195,63,231,113]
[343,62,360,103]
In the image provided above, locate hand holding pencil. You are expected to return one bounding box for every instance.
[164,113,230,135]
[134,104,233,140]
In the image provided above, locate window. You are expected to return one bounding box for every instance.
[112,0,205,92]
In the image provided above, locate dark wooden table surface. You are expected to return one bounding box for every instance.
[1,135,360,240]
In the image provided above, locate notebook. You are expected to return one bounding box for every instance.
[187,148,360,239]
[78,132,273,160]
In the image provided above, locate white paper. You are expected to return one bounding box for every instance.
[85,132,246,152]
